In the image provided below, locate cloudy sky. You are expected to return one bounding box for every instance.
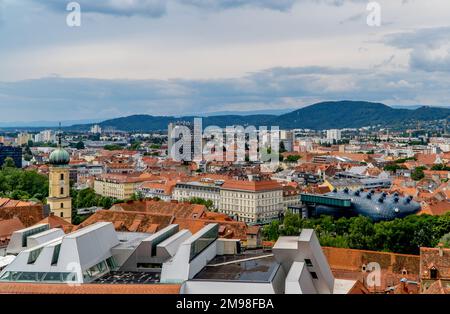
[1,0,450,123]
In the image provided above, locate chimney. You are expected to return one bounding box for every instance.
[438,242,444,257]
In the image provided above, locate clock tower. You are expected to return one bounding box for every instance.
[47,127,72,223]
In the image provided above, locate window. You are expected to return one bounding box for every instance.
[106,257,117,270]
[60,187,64,195]
[305,259,313,267]
[60,203,64,208]
[51,244,61,266]
[60,173,64,180]
[83,261,108,281]
[21,225,49,247]
[60,212,64,218]
[310,272,318,279]
[27,247,43,264]
[42,272,77,282]
[189,224,219,261]
[430,267,438,279]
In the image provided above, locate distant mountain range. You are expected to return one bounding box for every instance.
[3,101,448,131]
[67,101,449,132]
[0,119,102,128]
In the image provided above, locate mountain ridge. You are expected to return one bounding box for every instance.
[68,101,450,131]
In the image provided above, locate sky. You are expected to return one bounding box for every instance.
[1,0,450,123]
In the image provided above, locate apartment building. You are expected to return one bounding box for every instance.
[94,174,149,199]
[173,181,222,209]
[219,180,284,223]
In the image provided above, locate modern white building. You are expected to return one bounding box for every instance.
[326,129,342,143]
[90,125,102,134]
[180,227,358,294]
[34,130,56,143]
[0,222,359,294]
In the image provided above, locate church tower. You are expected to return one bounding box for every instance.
[47,127,72,223]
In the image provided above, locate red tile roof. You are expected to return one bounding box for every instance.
[0,217,25,246]
[420,246,450,280]
[221,180,282,192]
[75,210,173,233]
[36,215,74,233]
[323,247,420,293]
[423,279,450,294]
[111,200,206,219]
[0,199,44,227]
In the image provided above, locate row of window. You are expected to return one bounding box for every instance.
[0,271,77,283]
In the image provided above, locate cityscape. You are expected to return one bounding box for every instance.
[0,0,450,305]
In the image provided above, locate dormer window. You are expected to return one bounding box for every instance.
[430,267,438,279]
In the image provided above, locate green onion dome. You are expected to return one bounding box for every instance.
[49,147,70,165]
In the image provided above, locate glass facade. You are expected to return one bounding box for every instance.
[300,194,351,207]
[0,145,22,168]
[106,256,117,270]
[82,260,109,282]
[22,225,49,247]
[189,224,219,261]
[0,271,77,283]
[27,247,43,264]
[51,244,61,266]
[150,228,178,256]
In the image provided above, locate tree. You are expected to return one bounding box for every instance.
[411,166,426,181]
[384,163,406,172]
[285,155,301,163]
[262,220,281,241]
[2,157,16,168]
[347,216,375,250]
[280,211,301,236]
[261,211,450,255]
[431,164,450,171]
[130,141,142,150]
[72,188,117,209]
[130,191,145,201]
[104,144,124,151]
[0,167,48,201]
[440,233,450,248]
[75,141,85,150]
[188,197,215,211]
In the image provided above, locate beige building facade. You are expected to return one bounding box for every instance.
[219,181,284,224]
